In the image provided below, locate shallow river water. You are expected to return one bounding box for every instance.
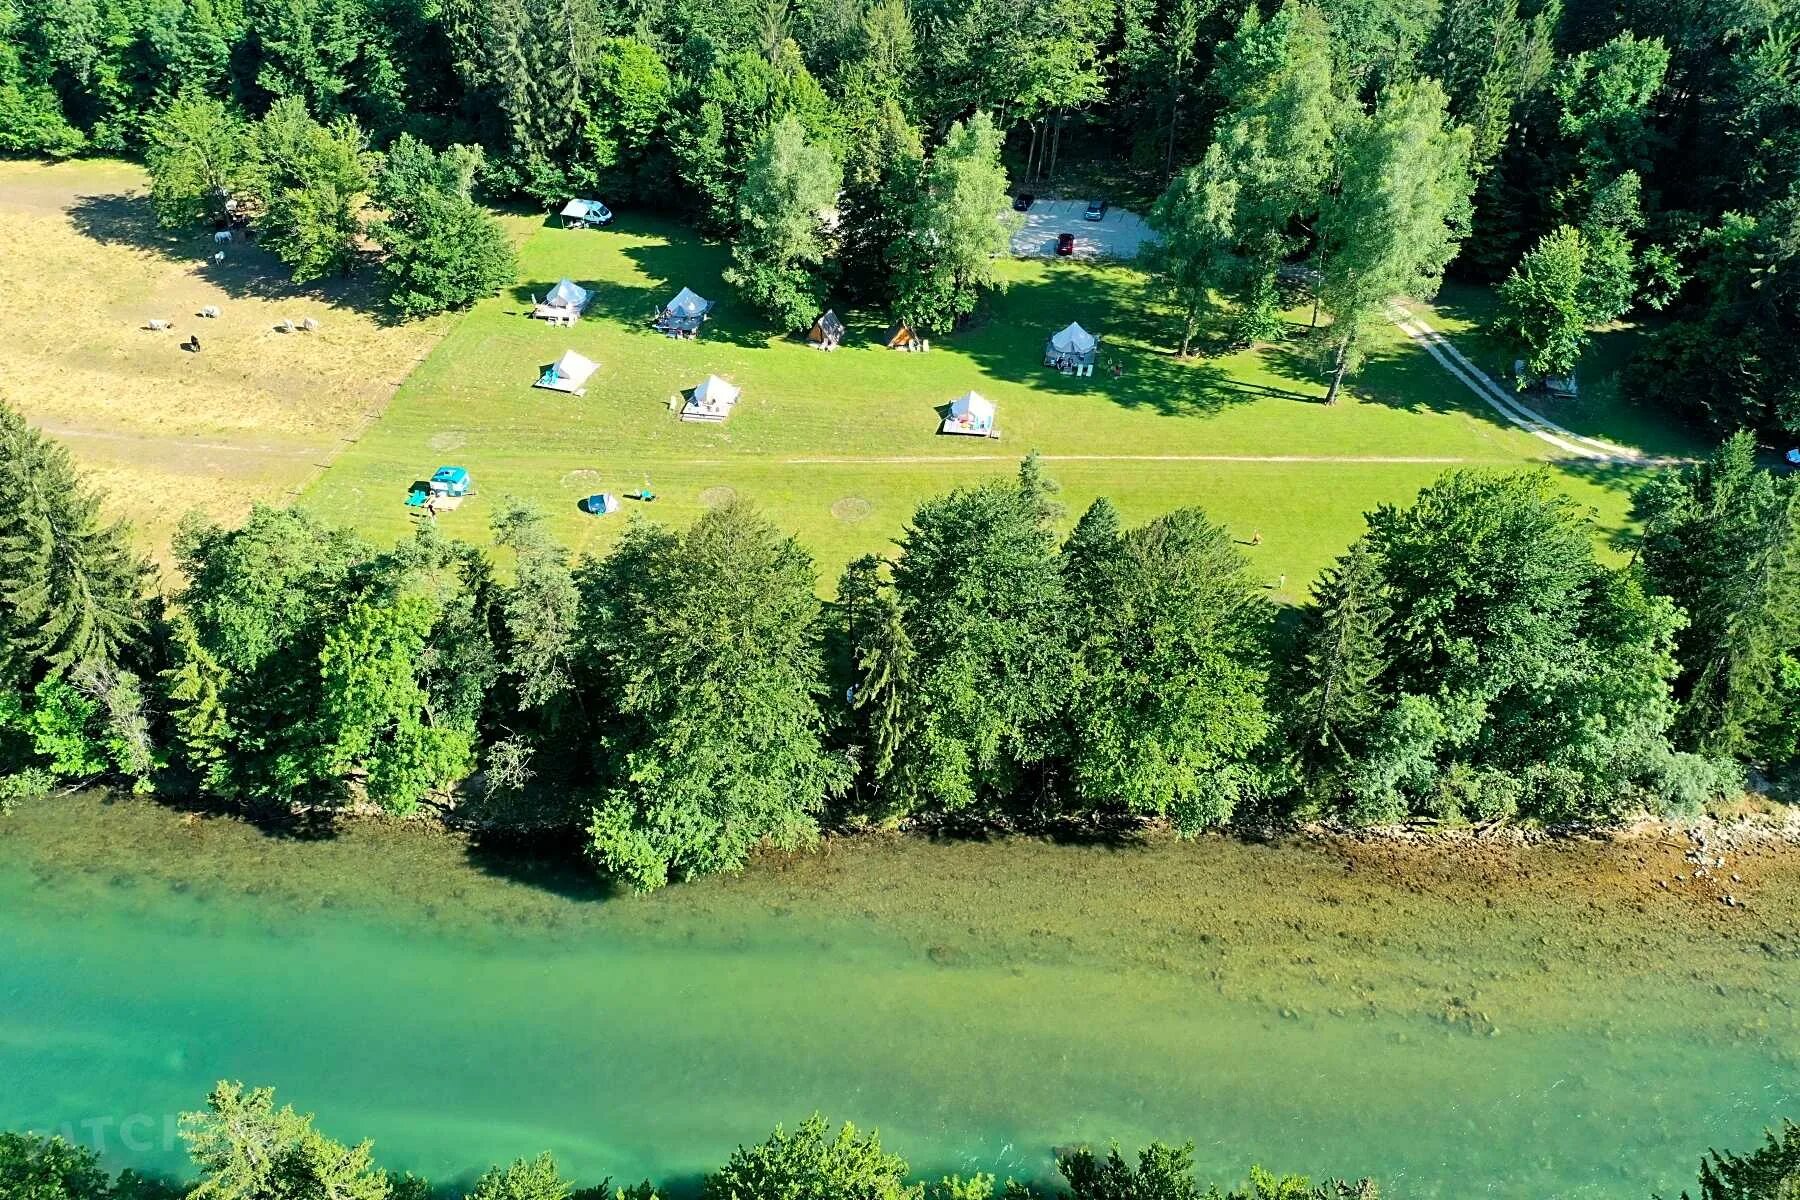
[2,796,1797,1198]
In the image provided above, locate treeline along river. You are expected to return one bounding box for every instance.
[2,795,1797,1197]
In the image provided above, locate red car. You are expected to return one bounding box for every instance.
[1056,232,1076,256]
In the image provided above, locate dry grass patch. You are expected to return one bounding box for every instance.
[0,158,460,563]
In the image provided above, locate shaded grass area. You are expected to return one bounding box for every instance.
[1423,282,1713,461]
[287,216,1674,596]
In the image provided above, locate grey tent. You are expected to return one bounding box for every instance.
[656,287,714,336]
[533,278,591,324]
[1044,321,1099,370]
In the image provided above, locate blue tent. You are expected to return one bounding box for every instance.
[430,466,472,496]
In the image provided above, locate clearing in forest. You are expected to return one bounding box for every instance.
[303,214,1701,596]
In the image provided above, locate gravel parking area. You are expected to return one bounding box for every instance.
[1009,198,1157,261]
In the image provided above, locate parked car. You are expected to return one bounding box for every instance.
[1056,232,1076,256]
[1013,192,1035,212]
[1084,198,1107,221]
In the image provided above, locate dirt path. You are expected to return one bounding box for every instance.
[784,453,1481,465]
[36,420,329,466]
[1385,302,1690,467]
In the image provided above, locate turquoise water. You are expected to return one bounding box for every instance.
[1,798,1796,1197]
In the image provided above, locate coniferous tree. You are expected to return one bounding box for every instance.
[1636,432,1800,766]
[1682,1121,1800,1200]
[0,400,148,681]
[1285,541,1390,802]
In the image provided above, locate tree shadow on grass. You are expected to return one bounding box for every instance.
[611,237,787,350]
[1260,327,1503,422]
[1550,457,1665,552]
[66,191,399,323]
[952,267,1315,418]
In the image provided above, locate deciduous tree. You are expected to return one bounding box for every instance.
[1316,81,1474,404]
[889,110,1012,333]
[1063,504,1270,829]
[372,136,516,317]
[144,92,251,227]
[578,502,847,890]
[725,112,842,329]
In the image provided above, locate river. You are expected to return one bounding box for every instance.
[2,796,1796,1198]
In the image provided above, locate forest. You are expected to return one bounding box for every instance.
[2,1082,1795,1200]
[4,0,1800,887]
[2,0,1797,429]
[0,396,1794,889]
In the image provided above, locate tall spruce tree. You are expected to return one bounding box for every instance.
[1285,540,1391,802]
[0,400,148,681]
[1636,431,1800,764]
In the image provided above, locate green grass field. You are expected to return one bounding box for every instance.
[302,216,1700,599]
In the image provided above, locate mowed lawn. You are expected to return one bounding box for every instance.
[303,215,1671,598]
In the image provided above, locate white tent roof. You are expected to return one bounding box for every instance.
[546,278,589,307]
[1049,321,1096,355]
[560,198,610,218]
[667,287,710,318]
[693,374,740,407]
[552,349,598,382]
[949,391,994,420]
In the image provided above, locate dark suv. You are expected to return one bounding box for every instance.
[1084,199,1107,221]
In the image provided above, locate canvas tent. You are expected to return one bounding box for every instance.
[533,278,591,324]
[940,390,996,437]
[681,374,741,422]
[656,287,713,336]
[1044,321,1099,371]
[885,322,925,351]
[535,349,599,394]
[809,309,845,349]
[560,199,613,228]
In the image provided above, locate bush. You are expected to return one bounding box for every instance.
[0,766,56,812]
[1646,752,1743,815]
